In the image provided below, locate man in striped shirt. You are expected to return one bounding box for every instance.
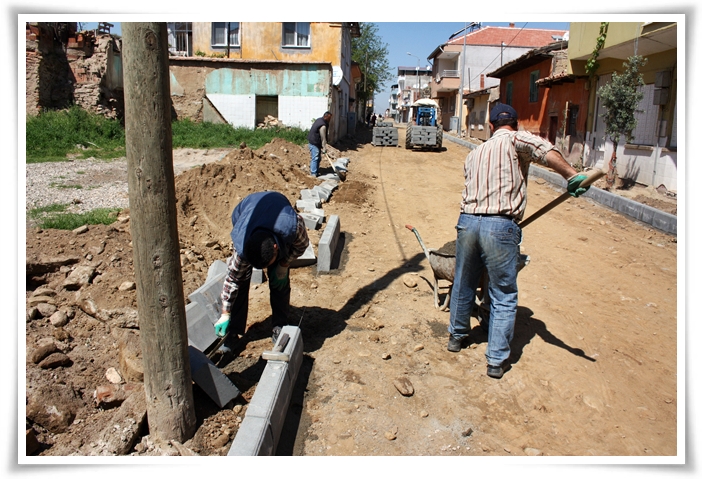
[448,103,590,379]
[214,191,310,350]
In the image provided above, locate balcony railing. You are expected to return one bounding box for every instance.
[435,70,460,83]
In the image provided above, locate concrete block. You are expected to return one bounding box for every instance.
[335,157,350,168]
[186,302,219,352]
[187,271,226,324]
[312,185,331,202]
[206,259,228,283]
[318,173,341,182]
[296,199,320,210]
[320,180,339,191]
[228,416,274,456]
[252,268,265,284]
[188,345,240,408]
[304,207,325,217]
[317,214,340,273]
[300,189,321,202]
[228,326,303,455]
[290,243,316,268]
[300,212,324,230]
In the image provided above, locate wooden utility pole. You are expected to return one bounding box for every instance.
[122,22,196,443]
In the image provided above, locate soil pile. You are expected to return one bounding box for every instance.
[24,136,370,456]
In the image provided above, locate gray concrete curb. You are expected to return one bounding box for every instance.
[528,165,677,235]
[444,134,677,235]
[228,325,303,455]
[317,214,340,272]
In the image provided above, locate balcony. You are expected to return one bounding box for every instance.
[431,74,460,95]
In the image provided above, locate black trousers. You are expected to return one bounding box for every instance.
[227,263,290,338]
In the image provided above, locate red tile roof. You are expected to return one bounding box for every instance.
[447,26,567,49]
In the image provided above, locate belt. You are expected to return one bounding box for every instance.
[465,213,515,221]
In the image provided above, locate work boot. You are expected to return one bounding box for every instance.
[447,335,464,353]
[486,364,504,379]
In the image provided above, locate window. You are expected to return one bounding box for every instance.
[282,22,310,47]
[505,81,513,106]
[567,105,579,136]
[168,22,192,56]
[212,22,240,47]
[529,70,539,102]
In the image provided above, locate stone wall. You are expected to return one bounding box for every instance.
[25,23,124,119]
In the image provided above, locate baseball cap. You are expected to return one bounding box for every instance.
[489,103,518,123]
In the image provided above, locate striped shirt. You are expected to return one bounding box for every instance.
[220,213,310,312]
[460,128,559,221]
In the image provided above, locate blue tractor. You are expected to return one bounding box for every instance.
[405,99,443,150]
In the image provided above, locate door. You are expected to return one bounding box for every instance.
[255,96,278,126]
[591,73,611,169]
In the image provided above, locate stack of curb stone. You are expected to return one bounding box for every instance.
[372,122,399,146]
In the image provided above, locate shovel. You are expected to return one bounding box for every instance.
[323,151,347,181]
[519,169,605,228]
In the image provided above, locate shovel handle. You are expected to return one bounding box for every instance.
[519,169,604,229]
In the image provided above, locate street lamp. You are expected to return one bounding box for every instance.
[407,52,420,102]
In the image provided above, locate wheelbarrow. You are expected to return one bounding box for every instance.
[405,224,529,313]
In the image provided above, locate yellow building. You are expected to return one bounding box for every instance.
[167,22,360,142]
[568,21,678,191]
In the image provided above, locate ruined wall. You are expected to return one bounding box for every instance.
[25,23,124,119]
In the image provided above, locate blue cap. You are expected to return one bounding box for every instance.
[489,103,518,123]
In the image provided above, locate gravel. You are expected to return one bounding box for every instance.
[25,158,130,214]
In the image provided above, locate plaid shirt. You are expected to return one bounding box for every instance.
[220,213,309,312]
[460,128,558,221]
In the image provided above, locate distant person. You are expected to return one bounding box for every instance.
[366,111,372,127]
[307,111,332,178]
[447,103,591,379]
[371,113,377,127]
[214,191,310,350]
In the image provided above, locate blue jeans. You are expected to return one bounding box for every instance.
[308,144,321,176]
[448,213,521,366]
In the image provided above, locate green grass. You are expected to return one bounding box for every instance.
[26,106,126,163]
[26,107,310,163]
[28,204,121,230]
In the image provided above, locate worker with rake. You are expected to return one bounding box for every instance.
[448,103,590,379]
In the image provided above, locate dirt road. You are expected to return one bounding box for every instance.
[287,127,678,457]
[24,125,678,464]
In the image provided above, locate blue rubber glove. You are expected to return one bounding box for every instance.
[269,264,289,291]
[214,313,230,337]
[567,174,590,198]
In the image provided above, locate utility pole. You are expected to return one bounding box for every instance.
[407,52,420,102]
[122,22,196,444]
[457,23,467,136]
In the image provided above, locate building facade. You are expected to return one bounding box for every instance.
[167,22,360,143]
[568,22,678,191]
[428,23,568,133]
[487,40,590,165]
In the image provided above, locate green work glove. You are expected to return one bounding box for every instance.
[567,174,590,198]
[214,313,230,337]
[269,263,289,291]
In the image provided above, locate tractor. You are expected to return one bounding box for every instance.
[405,98,443,151]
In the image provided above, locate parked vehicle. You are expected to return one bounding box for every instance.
[405,99,442,150]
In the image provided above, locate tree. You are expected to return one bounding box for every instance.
[597,55,647,190]
[352,23,392,119]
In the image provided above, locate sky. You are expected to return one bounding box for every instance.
[372,22,570,113]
